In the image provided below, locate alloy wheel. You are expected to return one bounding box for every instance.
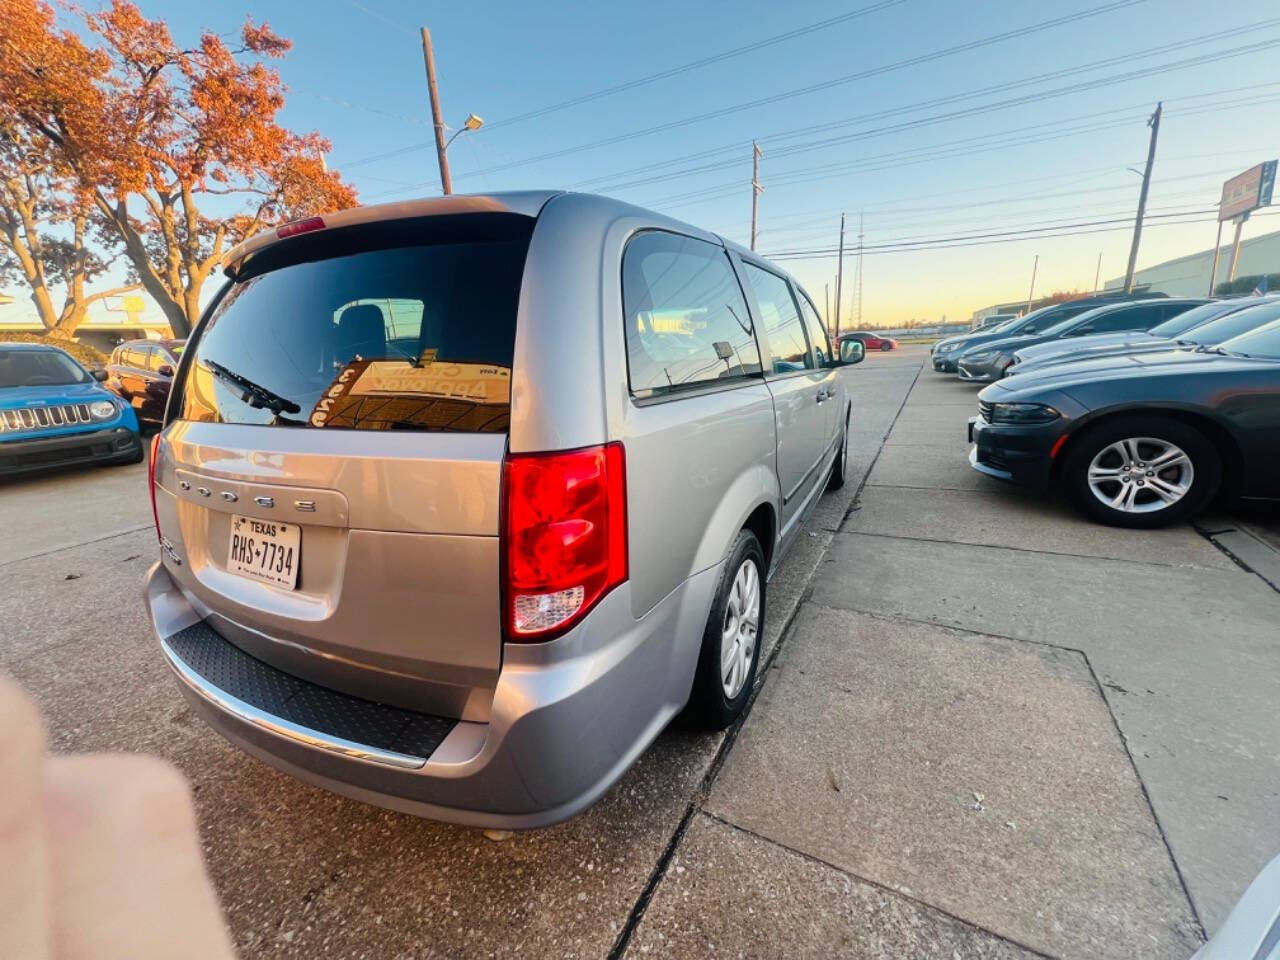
[1087,436,1194,514]
[720,557,760,699]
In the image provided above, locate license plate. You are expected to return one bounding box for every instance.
[227,515,300,589]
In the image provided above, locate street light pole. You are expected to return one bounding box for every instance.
[1123,102,1162,292]
[1025,254,1039,314]
[750,141,763,251]
[420,27,452,195]
[834,213,846,341]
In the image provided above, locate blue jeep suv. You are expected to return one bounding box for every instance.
[0,342,144,477]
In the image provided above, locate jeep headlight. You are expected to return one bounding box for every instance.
[89,400,117,420]
[989,402,1060,424]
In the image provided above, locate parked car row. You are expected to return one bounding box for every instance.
[950,294,1280,528]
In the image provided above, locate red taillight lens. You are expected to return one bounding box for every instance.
[276,216,325,239]
[148,433,161,541]
[502,443,627,640]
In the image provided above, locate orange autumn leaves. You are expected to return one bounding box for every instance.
[0,0,358,335]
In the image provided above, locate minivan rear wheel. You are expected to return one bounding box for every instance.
[690,530,765,729]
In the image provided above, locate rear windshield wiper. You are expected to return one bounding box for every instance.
[203,360,301,415]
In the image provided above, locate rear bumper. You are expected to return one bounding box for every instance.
[0,425,141,476]
[145,559,717,828]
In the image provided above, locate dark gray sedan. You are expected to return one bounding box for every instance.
[968,318,1280,527]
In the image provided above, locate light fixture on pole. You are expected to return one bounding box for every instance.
[445,113,485,151]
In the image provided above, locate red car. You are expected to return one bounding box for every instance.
[838,331,899,352]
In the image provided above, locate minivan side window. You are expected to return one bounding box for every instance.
[796,290,829,366]
[621,231,762,397]
[741,262,813,374]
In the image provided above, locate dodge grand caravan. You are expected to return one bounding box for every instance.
[145,192,864,827]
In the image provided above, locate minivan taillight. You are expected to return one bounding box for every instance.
[148,433,161,541]
[502,443,627,640]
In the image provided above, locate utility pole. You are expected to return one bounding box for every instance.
[834,214,846,341]
[1025,254,1039,313]
[1227,211,1250,283]
[1123,101,1162,292]
[1093,252,1102,293]
[1207,219,1225,296]
[420,27,452,195]
[825,283,830,324]
[750,141,763,251]
[854,211,865,327]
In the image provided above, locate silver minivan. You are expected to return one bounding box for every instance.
[145,192,864,827]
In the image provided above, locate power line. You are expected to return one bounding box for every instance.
[481,0,907,132]
[763,208,1280,260]
[343,0,1145,174]
[631,39,1280,209]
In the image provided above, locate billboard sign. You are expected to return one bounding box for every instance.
[1219,161,1277,221]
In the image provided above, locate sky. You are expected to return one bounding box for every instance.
[11,0,1280,328]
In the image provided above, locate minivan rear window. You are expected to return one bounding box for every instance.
[179,214,533,432]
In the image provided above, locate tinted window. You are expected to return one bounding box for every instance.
[622,232,761,396]
[1187,302,1280,345]
[180,214,532,432]
[0,350,89,388]
[1082,304,1164,334]
[796,291,829,366]
[742,263,813,373]
[1149,301,1245,338]
[1221,317,1280,359]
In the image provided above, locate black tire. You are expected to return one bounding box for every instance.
[689,530,766,729]
[879,341,892,351]
[1061,416,1220,529]
[827,413,849,491]
[118,437,146,465]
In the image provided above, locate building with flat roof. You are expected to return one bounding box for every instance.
[1103,227,1280,297]
[0,291,172,353]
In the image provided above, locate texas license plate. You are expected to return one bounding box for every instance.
[227,515,300,589]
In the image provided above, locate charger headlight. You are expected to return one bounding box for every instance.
[989,402,1060,424]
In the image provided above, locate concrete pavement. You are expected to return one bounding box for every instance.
[3,343,1276,958]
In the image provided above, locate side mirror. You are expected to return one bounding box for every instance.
[838,339,865,365]
[91,369,109,382]
[158,364,175,377]
[1023,325,1037,334]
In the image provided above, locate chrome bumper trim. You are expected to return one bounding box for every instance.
[160,638,427,770]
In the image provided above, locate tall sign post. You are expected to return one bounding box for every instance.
[1211,160,1277,293]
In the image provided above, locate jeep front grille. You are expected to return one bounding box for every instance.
[0,403,93,434]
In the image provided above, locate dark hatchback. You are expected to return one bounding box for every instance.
[105,338,186,427]
[968,318,1280,527]
[930,291,1165,373]
[956,297,1207,383]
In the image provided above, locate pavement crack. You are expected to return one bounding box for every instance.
[0,525,152,568]
[697,810,1055,960]
[834,528,1240,572]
